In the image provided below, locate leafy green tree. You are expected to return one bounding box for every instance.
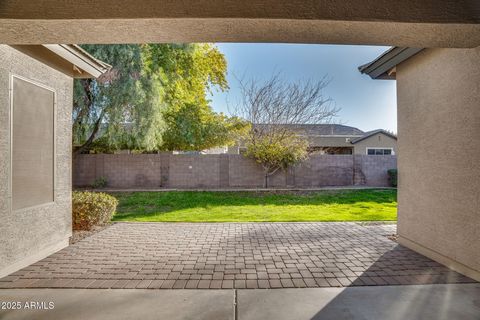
[142,44,228,107]
[162,103,250,151]
[73,45,145,154]
[73,43,228,154]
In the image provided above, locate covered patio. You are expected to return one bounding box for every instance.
[0,1,479,319]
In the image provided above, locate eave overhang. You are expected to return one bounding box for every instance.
[11,44,111,79]
[358,47,423,80]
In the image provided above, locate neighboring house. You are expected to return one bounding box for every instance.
[172,146,228,155]
[89,123,397,155]
[349,129,398,155]
[225,124,397,155]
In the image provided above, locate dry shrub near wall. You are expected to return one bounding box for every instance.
[72,191,118,231]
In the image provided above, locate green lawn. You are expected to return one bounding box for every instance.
[111,189,397,222]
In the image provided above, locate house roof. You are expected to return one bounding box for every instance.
[358,47,423,80]
[253,124,364,136]
[350,129,397,144]
[11,44,111,78]
[293,124,365,136]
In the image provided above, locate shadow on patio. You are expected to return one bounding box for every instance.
[237,249,479,320]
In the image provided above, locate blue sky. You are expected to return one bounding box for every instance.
[208,43,397,133]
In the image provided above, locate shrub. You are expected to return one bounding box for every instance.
[92,176,108,189]
[387,169,398,187]
[72,191,118,230]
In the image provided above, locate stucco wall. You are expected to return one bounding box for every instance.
[0,45,72,277]
[396,47,480,280]
[353,133,398,155]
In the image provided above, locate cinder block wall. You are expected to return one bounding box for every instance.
[169,155,221,188]
[73,154,396,189]
[354,155,397,186]
[0,45,72,277]
[396,47,480,281]
[294,155,354,187]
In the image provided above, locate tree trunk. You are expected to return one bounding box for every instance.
[73,109,105,157]
[263,166,281,189]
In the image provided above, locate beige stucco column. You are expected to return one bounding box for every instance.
[396,47,480,281]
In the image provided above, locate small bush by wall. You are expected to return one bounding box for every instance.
[92,176,108,189]
[387,169,398,187]
[72,191,118,230]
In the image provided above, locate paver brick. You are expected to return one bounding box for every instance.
[209,280,222,289]
[148,280,164,289]
[221,280,234,289]
[234,280,246,289]
[292,279,307,288]
[0,222,475,290]
[197,280,211,289]
[185,280,199,289]
[246,280,258,289]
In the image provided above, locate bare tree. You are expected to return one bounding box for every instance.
[233,73,340,187]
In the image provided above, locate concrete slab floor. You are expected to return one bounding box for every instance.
[237,284,480,320]
[1,284,480,320]
[0,289,234,320]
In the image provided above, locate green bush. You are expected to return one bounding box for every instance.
[72,191,118,230]
[92,176,108,189]
[387,169,398,187]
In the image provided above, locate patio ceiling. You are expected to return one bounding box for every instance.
[0,0,479,47]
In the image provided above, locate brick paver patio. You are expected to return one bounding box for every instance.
[0,222,475,289]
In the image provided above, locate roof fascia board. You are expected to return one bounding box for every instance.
[351,131,397,144]
[298,135,364,138]
[359,47,423,79]
[42,44,108,78]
